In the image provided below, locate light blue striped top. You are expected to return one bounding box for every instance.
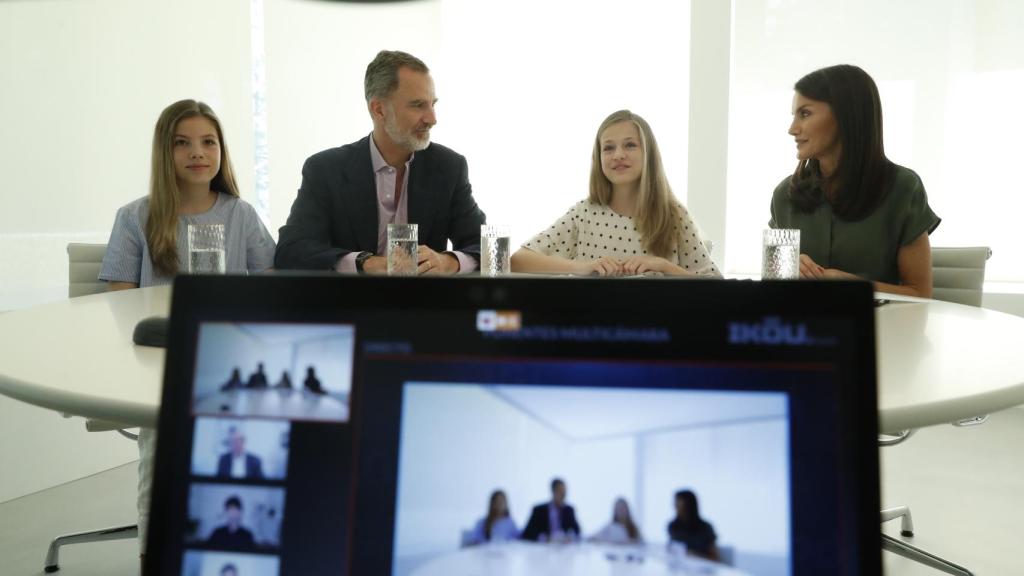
[99,193,275,287]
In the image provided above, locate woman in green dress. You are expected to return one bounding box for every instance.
[769,64,940,297]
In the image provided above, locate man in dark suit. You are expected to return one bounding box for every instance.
[207,495,256,548]
[275,50,486,274]
[246,363,268,389]
[521,478,581,542]
[216,427,264,479]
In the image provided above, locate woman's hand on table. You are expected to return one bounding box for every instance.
[577,257,625,277]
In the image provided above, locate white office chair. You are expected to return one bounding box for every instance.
[931,246,991,434]
[931,246,991,307]
[877,247,990,576]
[67,243,109,298]
[44,244,139,573]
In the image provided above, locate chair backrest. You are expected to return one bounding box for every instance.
[931,246,991,307]
[67,243,108,298]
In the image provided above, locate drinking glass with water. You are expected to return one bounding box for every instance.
[387,223,418,276]
[762,229,800,280]
[187,223,226,274]
[480,225,511,277]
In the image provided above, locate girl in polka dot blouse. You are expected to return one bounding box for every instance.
[511,110,721,277]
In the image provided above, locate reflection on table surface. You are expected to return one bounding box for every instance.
[192,388,349,422]
[406,541,751,576]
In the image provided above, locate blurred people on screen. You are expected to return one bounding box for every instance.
[275,370,292,389]
[667,489,719,561]
[220,564,238,576]
[304,366,326,395]
[769,64,939,296]
[521,478,580,542]
[511,110,720,278]
[221,368,243,391]
[591,497,643,544]
[466,490,519,545]
[207,495,257,549]
[217,427,264,480]
[247,363,268,389]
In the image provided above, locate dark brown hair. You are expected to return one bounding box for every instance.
[789,64,894,220]
[364,50,430,102]
[484,490,510,540]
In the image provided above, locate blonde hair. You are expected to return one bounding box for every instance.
[588,110,682,258]
[147,99,240,275]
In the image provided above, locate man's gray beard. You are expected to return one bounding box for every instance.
[384,114,430,152]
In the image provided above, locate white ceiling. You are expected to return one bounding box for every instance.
[232,322,354,345]
[490,385,787,441]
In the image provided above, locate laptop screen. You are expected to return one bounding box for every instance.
[146,276,879,576]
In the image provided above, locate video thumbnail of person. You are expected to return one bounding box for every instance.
[391,383,792,576]
[181,550,279,576]
[191,322,354,422]
[191,418,290,481]
[187,483,286,551]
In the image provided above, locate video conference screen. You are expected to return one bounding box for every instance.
[151,277,876,576]
[174,321,356,576]
[391,380,791,575]
[350,308,872,576]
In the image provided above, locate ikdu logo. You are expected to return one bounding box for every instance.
[728,316,825,346]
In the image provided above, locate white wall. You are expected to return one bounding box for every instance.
[0,0,257,503]
[0,0,258,311]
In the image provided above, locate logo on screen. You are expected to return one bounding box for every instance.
[728,316,822,346]
[476,310,522,332]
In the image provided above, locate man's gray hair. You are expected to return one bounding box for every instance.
[364,50,430,102]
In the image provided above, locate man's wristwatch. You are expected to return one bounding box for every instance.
[354,251,375,274]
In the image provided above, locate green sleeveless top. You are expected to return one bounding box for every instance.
[768,164,940,284]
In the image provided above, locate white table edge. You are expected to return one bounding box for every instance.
[0,370,156,429]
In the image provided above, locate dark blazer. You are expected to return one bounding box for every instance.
[275,136,487,270]
[216,453,264,479]
[667,518,717,558]
[207,525,256,548]
[520,502,581,541]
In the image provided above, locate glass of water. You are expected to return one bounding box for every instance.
[762,228,801,279]
[187,223,226,274]
[387,223,418,276]
[480,225,511,277]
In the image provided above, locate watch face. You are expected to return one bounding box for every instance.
[356,252,372,272]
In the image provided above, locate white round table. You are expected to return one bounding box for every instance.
[1,285,1023,432]
[875,294,1024,432]
[0,285,170,428]
[405,541,749,576]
